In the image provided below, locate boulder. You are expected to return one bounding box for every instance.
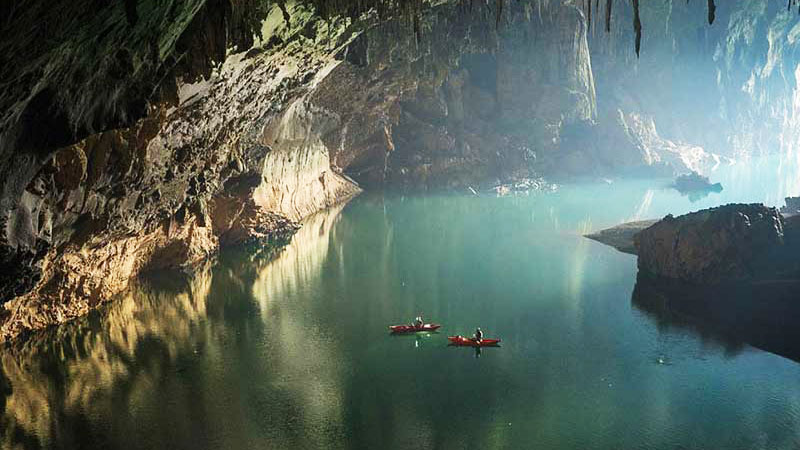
[634,204,788,284]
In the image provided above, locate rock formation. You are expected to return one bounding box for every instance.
[672,171,723,202]
[782,196,800,215]
[634,204,790,284]
[0,2,364,341]
[585,219,658,255]
[590,203,800,285]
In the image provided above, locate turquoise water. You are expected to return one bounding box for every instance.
[2,156,800,449]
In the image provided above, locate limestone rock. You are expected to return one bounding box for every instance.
[634,204,788,284]
[782,197,800,216]
[585,219,659,255]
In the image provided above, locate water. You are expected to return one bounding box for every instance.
[2,156,800,450]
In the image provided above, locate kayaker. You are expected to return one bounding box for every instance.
[474,327,483,343]
[414,314,424,328]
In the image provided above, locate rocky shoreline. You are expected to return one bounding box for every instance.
[588,202,800,285]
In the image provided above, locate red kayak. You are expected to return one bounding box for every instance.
[447,336,501,347]
[389,324,441,333]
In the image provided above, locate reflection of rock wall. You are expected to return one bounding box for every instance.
[252,203,345,307]
[0,202,350,450]
[248,204,347,448]
[0,264,213,450]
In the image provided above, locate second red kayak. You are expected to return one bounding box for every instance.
[389,324,442,333]
[447,336,501,347]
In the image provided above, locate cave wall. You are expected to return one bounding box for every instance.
[0,1,362,341]
[0,0,600,341]
[2,0,799,341]
[309,1,597,187]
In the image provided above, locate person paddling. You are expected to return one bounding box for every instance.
[413,314,424,328]
[473,327,483,343]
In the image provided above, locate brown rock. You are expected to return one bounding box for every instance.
[634,204,787,284]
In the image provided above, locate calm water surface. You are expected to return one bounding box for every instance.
[2,155,800,450]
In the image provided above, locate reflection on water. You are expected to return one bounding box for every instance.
[247,203,349,449]
[0,205,349,450]
[0,262,214,450]
[2,155,800,449]
[632,274,800,363]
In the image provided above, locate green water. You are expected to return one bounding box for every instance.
[3,156,800,450]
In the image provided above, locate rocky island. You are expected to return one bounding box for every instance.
[588,202,800,284]
[672,171,723,201]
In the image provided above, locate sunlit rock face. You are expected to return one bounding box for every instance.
[0,2,360,341]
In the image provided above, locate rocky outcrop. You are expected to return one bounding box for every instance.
[634,204,795,284]
[673,171,722,193]
[588,204,800,284]
[672,170,723,202]
[585,219,658,254]
[782,196,800,215]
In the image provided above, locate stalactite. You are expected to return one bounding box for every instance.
[293,0,733,57]
[496,0,503,28]
[587,0,592,32]
[633,0,641,57]
[413,7,421,46]
[708,0,716,25]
